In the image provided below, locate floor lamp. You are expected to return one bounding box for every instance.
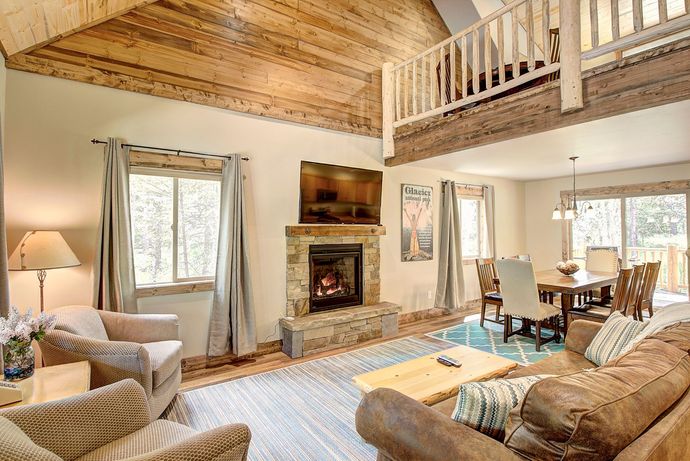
[8,231,81,312]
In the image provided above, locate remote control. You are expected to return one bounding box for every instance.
[437,355,462,367]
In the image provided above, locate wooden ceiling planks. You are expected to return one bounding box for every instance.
[0,0,158,56]
[5,0,451,137]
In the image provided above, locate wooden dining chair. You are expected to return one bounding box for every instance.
[634,261,661,320]
[569,267,635,324]
[495,259,561,352]
[623,264,647,317]
[476,258,503,327]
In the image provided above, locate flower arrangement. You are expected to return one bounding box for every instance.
[0,307,56,380]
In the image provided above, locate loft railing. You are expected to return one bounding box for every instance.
[382,0,690,158]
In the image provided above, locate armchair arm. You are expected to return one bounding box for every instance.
[98,311,180,343]
[40,330,153,396]
[0,379,151,461]
[124,424,251,461]
[565,320,604,355]
[355,389,523,461]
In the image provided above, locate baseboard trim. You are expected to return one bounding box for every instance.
[399,300,480,325]
[181,340,283,374]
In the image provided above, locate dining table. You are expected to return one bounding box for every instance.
[535,269,618,334]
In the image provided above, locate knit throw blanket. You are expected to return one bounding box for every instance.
[621,302,690,354]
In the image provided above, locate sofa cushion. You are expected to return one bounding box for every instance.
[585,311,646,366]
[142,341,183,388]
[54,306,108,341]
[508,350,595,379]
[75,420,197,461]
[0,416,62,461]
[452,375,552,440]
[504,339,690,461]
[647,322,690,354]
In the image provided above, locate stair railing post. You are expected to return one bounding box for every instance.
[559,0,583,112]
[382,62,396,159]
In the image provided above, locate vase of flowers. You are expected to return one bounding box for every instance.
[0,307,56,381]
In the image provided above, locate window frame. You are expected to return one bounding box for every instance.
[130,166,222,292]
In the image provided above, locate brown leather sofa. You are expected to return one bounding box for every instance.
[356,320,690,461]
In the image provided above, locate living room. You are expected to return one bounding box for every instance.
[0,1,689,460]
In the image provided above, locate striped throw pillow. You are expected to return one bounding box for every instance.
[585,311,647,366]
[451,375,552,440]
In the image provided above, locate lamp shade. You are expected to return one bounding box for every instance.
[8,231,80,271]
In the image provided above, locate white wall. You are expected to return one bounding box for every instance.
[4,70,526,357]
[1,53,6,134]
[525,163,690,271]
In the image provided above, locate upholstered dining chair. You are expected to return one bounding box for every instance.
[475,258,502,327]
[634,261,661,320]
[582,247,620,303]
[569,267,635,324]
[495,259,561,352]
[39,305,182,419]
[0,379,251,461]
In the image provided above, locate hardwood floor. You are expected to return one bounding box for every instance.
[180,307,481,391]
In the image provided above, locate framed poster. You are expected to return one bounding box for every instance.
[401,184,433,261]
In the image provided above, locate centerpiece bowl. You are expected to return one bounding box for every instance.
[556,260,580,276]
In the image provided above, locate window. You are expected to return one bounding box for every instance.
[130,169,221,286]
[457,185,493,260]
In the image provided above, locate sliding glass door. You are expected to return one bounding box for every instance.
[571,190,688,305]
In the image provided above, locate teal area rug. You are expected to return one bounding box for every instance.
[426,320,565,365]
[164,337,444,461]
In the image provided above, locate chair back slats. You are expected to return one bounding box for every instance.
[608,267,634,315]
[637,261,661,317]
[475,258,499,295]
[624,264,646,316]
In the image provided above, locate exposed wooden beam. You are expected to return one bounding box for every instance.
[0,0,158,57]
[386,38,690,167]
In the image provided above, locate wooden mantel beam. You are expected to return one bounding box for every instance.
[0,0,158,57]
[386,38,690,167]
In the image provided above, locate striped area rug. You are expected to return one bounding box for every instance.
[426,319,565,365]
[164,337,445,460]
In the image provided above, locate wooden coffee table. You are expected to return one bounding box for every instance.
[1,361,91,408]
[352,345,518,406]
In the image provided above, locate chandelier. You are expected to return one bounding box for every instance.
[552,156,593,220]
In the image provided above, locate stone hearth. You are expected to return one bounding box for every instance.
[282,225,398,358]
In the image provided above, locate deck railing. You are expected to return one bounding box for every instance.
[382,0,690,158]
[627,245,688,293]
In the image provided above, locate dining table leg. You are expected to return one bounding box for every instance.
[561,293,574,335]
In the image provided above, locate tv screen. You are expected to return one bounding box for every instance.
[299,161,383,225]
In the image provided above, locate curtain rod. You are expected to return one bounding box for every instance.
[91,139,249,161]
[439,179,486,188]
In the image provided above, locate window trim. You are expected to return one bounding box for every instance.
[130,166,222,292]
[458,195,484,262]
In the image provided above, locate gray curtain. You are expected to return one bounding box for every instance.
[92,138,137,313]
[208,155,256,357]
[483,185,496,258]
[435,180,465,312]
[0,116,8,317]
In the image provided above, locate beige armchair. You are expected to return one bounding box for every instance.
[39,305,182,419]
[0,379,251,461]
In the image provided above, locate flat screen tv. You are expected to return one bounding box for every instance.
[299,161,383,225]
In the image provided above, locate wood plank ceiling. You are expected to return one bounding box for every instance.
[0,0,157,56]
[4,0,451,137]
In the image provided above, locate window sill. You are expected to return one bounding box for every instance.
[135,281,215,298]
[462,258,480,265]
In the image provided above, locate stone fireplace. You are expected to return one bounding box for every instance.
[309,243,363,313]
[281,225,401,358]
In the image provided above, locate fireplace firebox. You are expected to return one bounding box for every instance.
[309,243,363,313]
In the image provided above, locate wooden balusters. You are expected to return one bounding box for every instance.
[497,16,506,84]
[512,8,520,78]
[429,52,436,110]
[633,0,643,32]
[659,0,668,23]
[611,0,620,41]
[484,23,492,90]
[526,0,535,71]
[461,35,468,98]
[395,67,401,121]
[421,54,427,113]
[450,41,456,102]
[472,28,480,94]
[440,45,447,105]
[412,59,417,115]
[590,0,599,48]
[404,63,409,118]
[542,0,551,64]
